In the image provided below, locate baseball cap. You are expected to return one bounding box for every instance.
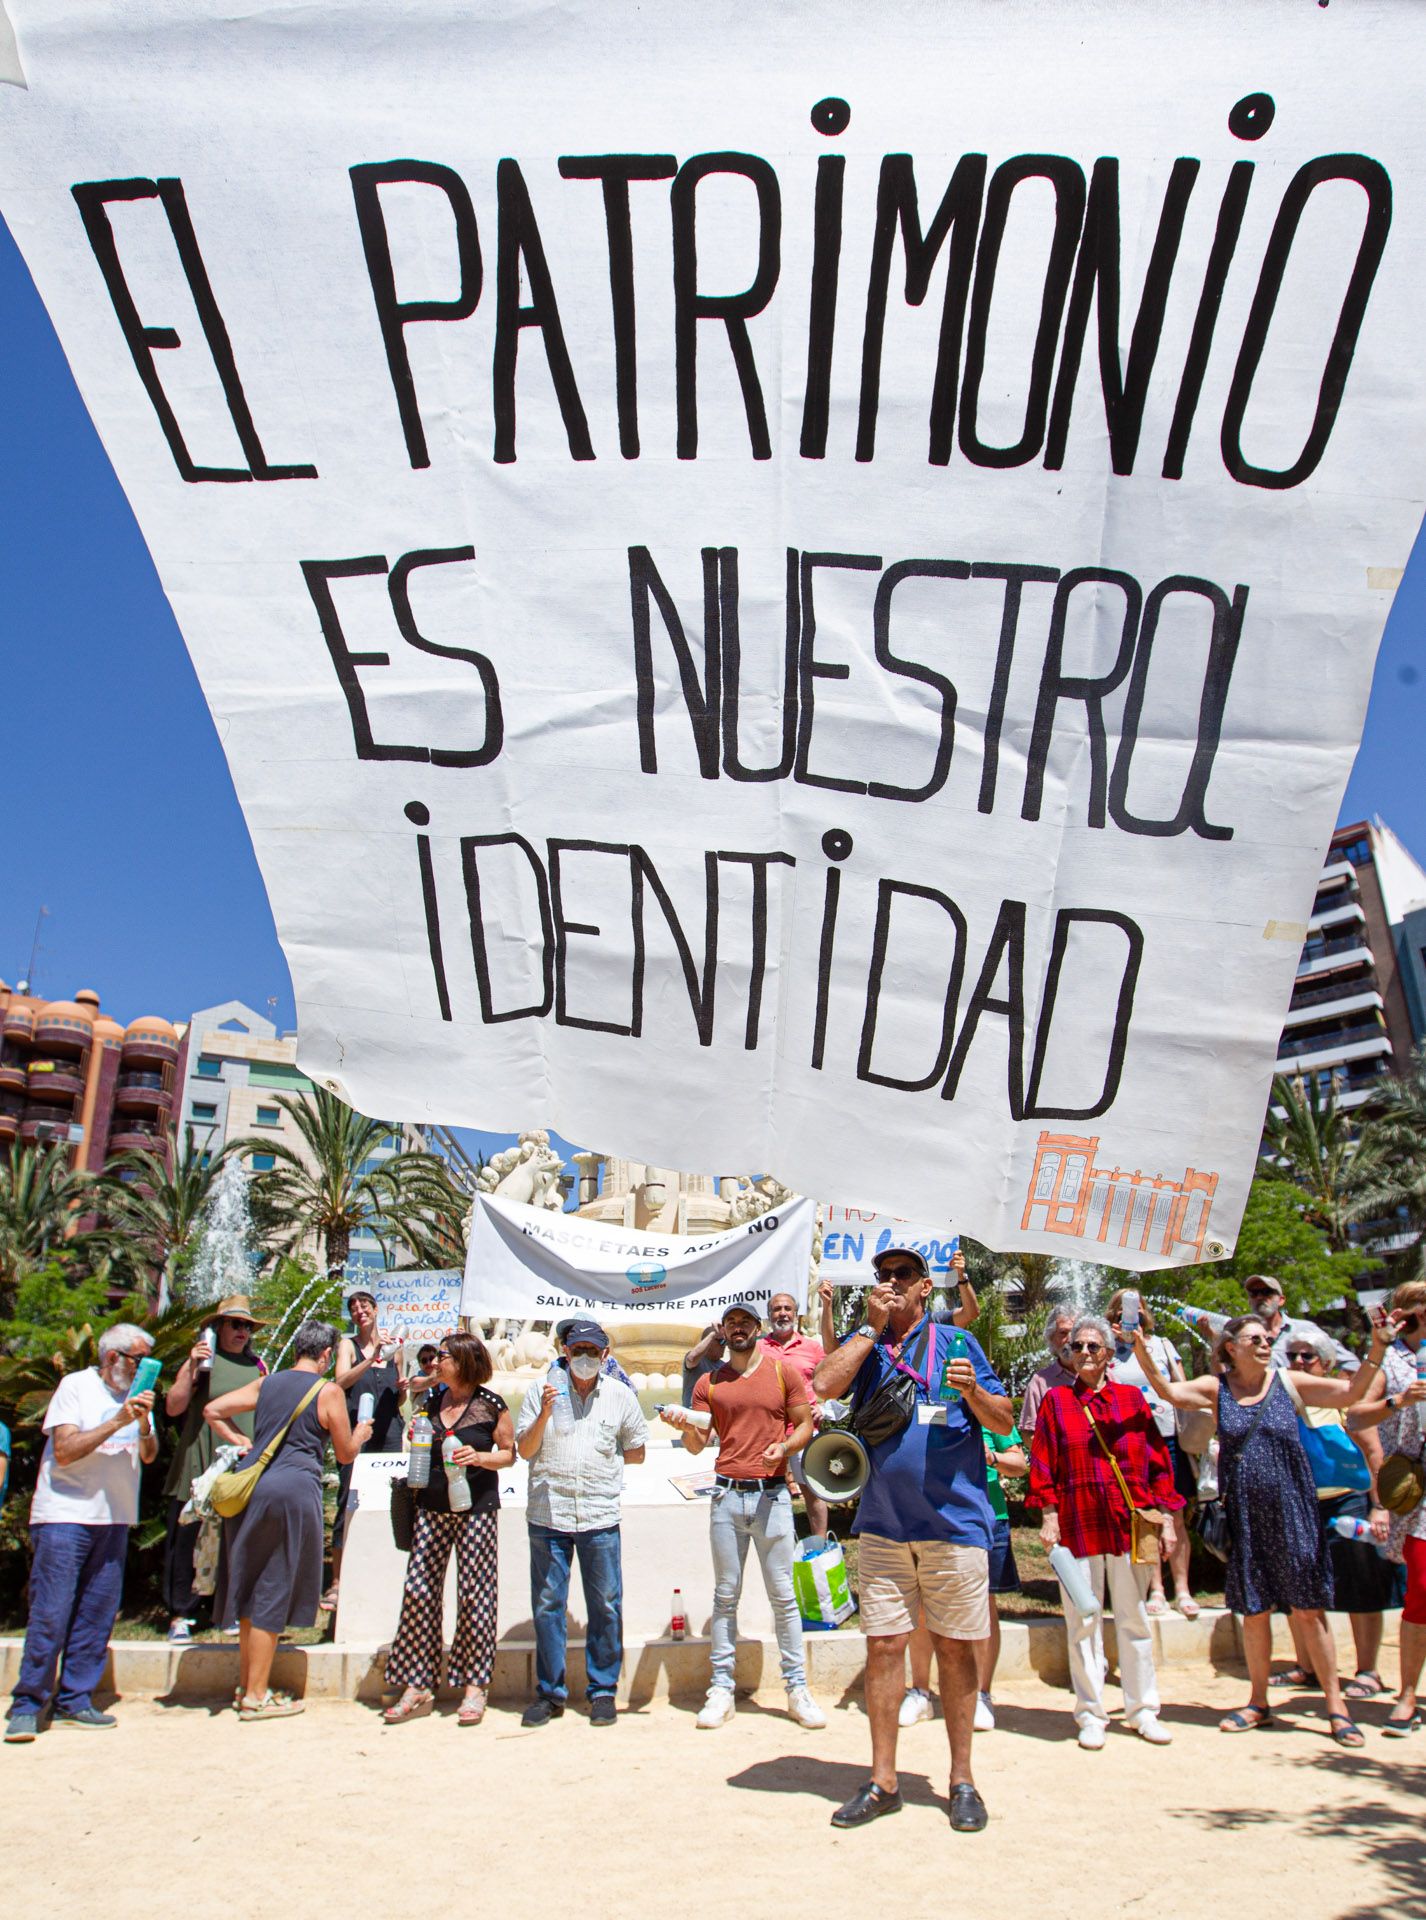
[1244,1274,1284,1297]
[720,1299,765,1326]
[871,1246,930,1277]
[561,1317,610,1350]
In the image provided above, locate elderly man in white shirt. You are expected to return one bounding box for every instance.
[516,1318,646,1728]
[6,1324,158,1743]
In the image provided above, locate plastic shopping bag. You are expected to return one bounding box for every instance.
[792,1533,857,1630]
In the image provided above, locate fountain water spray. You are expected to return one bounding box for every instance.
[261,1263,345,1371]
[187,1158,256,1306]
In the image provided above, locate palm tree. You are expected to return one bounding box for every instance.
[1260,1072,1386,1251]
[101,1124,237,1309]
[0,1145,108,1316]
[233,1090,464,1276]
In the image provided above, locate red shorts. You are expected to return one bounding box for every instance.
[1404,1534,1426,1627]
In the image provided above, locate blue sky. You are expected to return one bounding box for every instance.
[0,205,1422,1172]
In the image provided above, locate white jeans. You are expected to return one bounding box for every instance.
[1059,1553,1159,1730]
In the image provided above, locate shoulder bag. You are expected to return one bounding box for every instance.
[1197,1380,1275,1562]
[1379,1377,1426,1516]
[1082,1402,1164,1566]
[1277,1368,1371,1494]
[209,1379,325,1519]
[849,1320,934,1449]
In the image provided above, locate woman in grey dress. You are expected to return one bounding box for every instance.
[206,1320,371,1719]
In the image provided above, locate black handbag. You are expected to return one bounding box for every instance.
[390,1473,415,1553]
[849,1322,934,1449]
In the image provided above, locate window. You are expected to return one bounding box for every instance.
[250,1152,275,1171]
[255,1104,280,1126]
[199,1152,212,1170]
[196,1056,221,1078]
[191,1102,218,1122]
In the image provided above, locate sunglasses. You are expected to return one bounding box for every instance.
[877,1266,923,1283]
[1285,1350,1319,1364]
[1069,1340,1105,1354]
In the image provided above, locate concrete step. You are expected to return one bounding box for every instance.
[0,1607,1399,1706]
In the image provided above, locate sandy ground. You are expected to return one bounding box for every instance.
[4,1670,1422,1920]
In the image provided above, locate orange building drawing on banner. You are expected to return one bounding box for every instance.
[1021,1132,1220,1263]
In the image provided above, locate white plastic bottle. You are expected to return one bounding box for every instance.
[442,1434,472,1512]
[1330,1515,1374,1543]
[548,1362,574,1433]
[356,1390,375,1425]
[407,1410,434,1489]
[1178,1305,1228,1337]
[1121,1289,1141,1335]
[1048,1545,1102,1619]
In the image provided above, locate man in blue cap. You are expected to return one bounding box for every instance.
[516,1317,647,1727]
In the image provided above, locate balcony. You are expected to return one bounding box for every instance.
[1279,1018,1389,1058]
[1278,1031,1393,1075]
[1307,899,1365,936]
[108,1118,163,1154]
[1317,860,1357,889]
[0,1060,25,1094]
[114,1071,172,1115]
[2,1005,35,1042]
[121,1026,178,1067]
[0,1110,15,1141]
[26,1060,84,1101]
[1296,937,1373,979]
[21,1105,77,1144]
[1284,984,1383,1025]
[33,1014,90,1056]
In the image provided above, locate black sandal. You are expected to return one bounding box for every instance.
[1268,1666,1315,1690]
[1328,1713,1365,1748]
[1220,1705,1272,1732]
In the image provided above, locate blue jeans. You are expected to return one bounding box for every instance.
[709,1484,805,1691]
[11,1524,129,1719]
[529,1522,624,1701]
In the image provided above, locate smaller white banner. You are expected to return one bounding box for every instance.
[463,1192,813,1321]
[370,1268,463,1345]
[820,1206,959,1287]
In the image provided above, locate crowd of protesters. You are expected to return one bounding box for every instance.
[7,1260,1426,1831]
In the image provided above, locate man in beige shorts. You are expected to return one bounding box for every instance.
[813,1246,1013,1834]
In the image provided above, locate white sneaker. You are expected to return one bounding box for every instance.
[696,1688,736,1729]
[973,1691,995,1732]
[166,1619,193,1645]
[1078,1720,1107,1750]
[1133,1713,1173,1746]
[787,1685,826,1729]
[898,1687,935,1727]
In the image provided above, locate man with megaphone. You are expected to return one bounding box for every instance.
[812,1247,1013,1836]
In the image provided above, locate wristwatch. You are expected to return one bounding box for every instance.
[855,1322,877,1342]
[1386,1392,1400,1412]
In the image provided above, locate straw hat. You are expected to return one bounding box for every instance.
[209,1294,265,1326]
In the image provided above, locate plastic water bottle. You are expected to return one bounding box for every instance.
[1417,1349,1426,1384]
[548,1362,574,1432]
[1179,1306,1228,1337]
[670,1589,687,1641]
[939,1329,969,1402]
[197,1328,215,1374]
[1121,1289,1142,1334]
[1331,1515,1374,1543]
[1049,1545,1102,1618]
[656,1402,712,1430]
[356,1391,375,1425]
[407,1410,433,1489]
[442,1434,472,1512]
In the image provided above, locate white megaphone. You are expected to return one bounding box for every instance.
[801,1429,872,1505]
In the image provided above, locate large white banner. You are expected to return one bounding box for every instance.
[821,1206,959,1288]
[2,3,1424,1266]
[463,1193,813,1320]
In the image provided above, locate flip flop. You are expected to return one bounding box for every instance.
[1328,1714,1365,1749]
[318,1585,340,1612]
[1344,1672,1386,1701]
[1173,1595,1201,1620]
[1268,1667,1315,1689]
[1220,1706,1272,1733]
[1146,1595,1171,1617]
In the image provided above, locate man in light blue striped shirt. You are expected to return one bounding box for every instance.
[516,1318,647,1728]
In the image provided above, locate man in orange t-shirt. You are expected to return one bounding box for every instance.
[661,1300,822,1733]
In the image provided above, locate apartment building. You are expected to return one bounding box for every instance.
[1278,818,1426,1113]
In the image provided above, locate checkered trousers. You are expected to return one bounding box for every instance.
[385,1507,499,1690]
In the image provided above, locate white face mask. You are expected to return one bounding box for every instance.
[568,1354,602,1382]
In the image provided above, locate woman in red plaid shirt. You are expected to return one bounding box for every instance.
[1028,1312,1184,1750]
